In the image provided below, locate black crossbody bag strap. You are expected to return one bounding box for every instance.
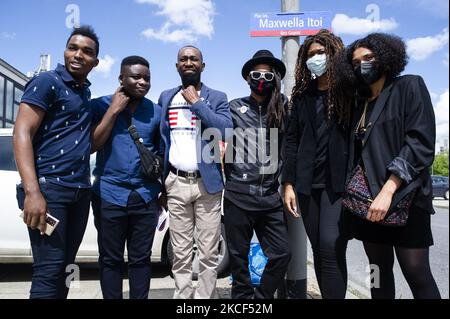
[124,112,144,149]
[124,111,162,181]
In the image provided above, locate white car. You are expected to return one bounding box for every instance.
[0,128,229,277]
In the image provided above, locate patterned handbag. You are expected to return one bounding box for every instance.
[342,164,415,227]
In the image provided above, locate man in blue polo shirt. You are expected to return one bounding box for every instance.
[90,56,163,299]
[13,26,99,299]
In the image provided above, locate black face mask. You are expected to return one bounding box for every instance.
[355,61,381,85]
[249,78,274,96]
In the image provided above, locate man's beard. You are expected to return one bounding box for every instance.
[181,73,200,88]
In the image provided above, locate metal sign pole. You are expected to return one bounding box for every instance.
[281,0,308,299]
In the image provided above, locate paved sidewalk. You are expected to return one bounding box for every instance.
[433,199,449,209]
[0,262,362,299]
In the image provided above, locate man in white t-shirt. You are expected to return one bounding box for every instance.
[158,46,232,299]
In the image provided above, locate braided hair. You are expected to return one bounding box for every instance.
[266,69,285,130]
[290,29,351,127]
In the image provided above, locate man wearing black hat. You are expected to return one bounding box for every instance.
[223,50,291,299]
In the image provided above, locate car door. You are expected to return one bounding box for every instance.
[0,132,32,260]
[438,177,447,196]
[432,177,438,197]
[433,177,444,197]
[76,154,100,260]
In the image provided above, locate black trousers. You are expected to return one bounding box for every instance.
[298,187,348,299]
[224,198,291,299]
[92,191,158,299]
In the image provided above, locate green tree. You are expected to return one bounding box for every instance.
[432,151,449,176]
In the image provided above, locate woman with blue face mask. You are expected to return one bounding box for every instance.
[282,29,351,299]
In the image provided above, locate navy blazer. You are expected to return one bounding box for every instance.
[158,83,232,194]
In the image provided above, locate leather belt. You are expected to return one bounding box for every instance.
[169,164,201,179]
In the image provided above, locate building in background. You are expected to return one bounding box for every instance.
[26,54,51,78]
[0,55,51,128]
[438,138,449,154]
[0,58,28,128]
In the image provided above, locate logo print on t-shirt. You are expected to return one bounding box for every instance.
[169,108,197,131]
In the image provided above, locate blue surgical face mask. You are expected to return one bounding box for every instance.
[306,53,328,78]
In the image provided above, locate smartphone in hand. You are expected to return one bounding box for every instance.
[20,211,60,236]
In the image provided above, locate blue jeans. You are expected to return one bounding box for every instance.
[92,191,158,299]
[16,181,91,299]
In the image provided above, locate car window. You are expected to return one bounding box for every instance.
[0,135,17,171]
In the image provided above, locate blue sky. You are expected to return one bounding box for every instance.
[1,0,449,146]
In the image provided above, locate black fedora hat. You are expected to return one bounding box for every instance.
[241,49,286,80]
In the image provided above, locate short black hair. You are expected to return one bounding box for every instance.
[66,25,100,57]
[121,56,150,70]
[178,45,203,61]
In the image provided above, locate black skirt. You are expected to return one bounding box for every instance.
[345,205,434,248]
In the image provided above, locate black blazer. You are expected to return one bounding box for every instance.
[349,75,436,213]
[282,85,349,195]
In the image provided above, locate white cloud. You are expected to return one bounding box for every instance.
[137,0,215,43]
[1,32,16,39]
[332,13,398,35]
[430,92,439,103]
[433,89,449,146]
[406,28,449,61]
[94,55,116,77]
[142,23,197,43]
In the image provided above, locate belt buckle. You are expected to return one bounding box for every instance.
[186,171,197,179]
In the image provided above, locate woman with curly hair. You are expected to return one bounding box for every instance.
[336,33,441,299]
[282,29,351,299]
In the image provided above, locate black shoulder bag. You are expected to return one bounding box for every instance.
[126,113,163,182]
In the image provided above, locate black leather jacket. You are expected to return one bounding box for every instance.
[224,95,288,196]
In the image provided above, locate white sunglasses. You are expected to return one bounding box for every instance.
[249,71,275,81]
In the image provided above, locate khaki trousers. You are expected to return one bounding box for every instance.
[165,171,222,299]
